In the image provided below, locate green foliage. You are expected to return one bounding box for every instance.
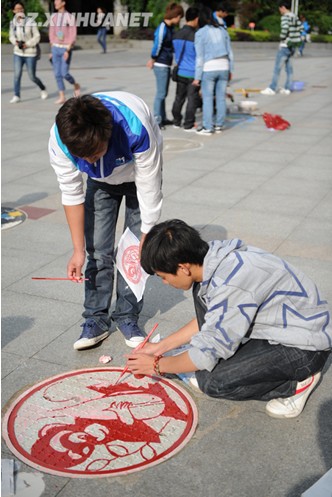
[311,33,332,42]
[228,28,279,41]
[302,11,332,34]
[256,14,280,33]
[2,0,46,30]
[1,30,10,43]
[147,0,168,28]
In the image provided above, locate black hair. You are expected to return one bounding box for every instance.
[55,95,113,157]
[198,6,219,28]
[278,0,291,9]
[12,1,25,9]
[185,6,199,22]
[214,2,231,13]
[140,219,209,275]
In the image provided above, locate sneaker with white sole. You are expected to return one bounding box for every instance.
[260,87,276,96]
[196,127,214,135]
[279,88,291,95]
[214,125,224,133]
[183,126,196,132]
[74,319,109,350]
[117,321,146,348]
[10,95,21,104]
[40,90,48,100]
[266,372,321,419]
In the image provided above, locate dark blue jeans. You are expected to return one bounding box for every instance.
[83,179,143,330]
[13,54,46,97]
[193,283,330,400]
[97,27,107,53]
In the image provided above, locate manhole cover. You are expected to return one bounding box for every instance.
[1,207,26,230]
[3,368,198,478]
[163,138,203,152]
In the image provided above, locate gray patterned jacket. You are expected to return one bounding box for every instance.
[189,240,331,371]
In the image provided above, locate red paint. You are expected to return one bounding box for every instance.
[122,245,141,284]
[3,368,198,478]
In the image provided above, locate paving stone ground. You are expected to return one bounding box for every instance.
[2,40,332,497]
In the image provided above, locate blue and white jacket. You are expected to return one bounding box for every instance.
[151,21,173,66]
[172,24,196,79]
[49,91,163,233]
[194,24,234,80]
[189,240,331,371]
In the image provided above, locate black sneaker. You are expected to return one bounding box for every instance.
[214,125,224,133]
[196,127,214,135]
[74,319,109,350]
[117,321,146,348]
[162,119,173,126]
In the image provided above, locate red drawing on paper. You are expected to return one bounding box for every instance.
[3,369,197,478]
[122,245,141,284]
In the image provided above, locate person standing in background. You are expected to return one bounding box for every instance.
[213,2,230,28]
[9,1,48,103]
[193,6,233,135]
[261,0,302,96]
[172,6,200,131]
[49,0,80,104]
[147,2,184,129]
[298,14,311,56]
[96,7,107,54]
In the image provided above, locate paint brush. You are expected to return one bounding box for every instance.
[114,323,159,385]
[32,277,89,281]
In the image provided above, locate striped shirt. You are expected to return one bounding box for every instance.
[280,12,302,48]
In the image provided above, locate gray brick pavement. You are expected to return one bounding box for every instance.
[1,40,332,497]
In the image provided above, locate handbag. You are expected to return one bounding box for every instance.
[171,38,187,83]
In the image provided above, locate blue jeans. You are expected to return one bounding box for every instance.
[270,46,295,91]
[13,54,46,97]
[51,45,75,91]
[83,179,143,329]
[97,27,107,53]
[153,65,171,124]
[192,283,330,401]
[201,69,229,131]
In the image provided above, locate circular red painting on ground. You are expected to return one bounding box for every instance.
[3,368,198,478]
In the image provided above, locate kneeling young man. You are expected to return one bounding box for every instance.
[128,219,331,419]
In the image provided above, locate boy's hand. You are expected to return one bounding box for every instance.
[134,341,162,356]
[146,58,154,69]
[126,353,155,375]
[67,250,86,282]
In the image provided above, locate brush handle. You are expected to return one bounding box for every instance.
[114,323,159,384]
[32,277,87,280]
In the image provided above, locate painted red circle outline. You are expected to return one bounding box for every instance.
[3,368,198,478]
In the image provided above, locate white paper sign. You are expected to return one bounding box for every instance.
[115,227,149,302]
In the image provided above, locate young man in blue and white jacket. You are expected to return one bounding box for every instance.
[49,92,163,350]
[172,6,200,131]
[128,219,331,419]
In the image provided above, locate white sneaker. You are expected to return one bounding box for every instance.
[260,87,276,96]
[40,90,48,100]
[266,372,321,419]
[279,88,291,95]
[10,95,21,104]
[189,376,201,391]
